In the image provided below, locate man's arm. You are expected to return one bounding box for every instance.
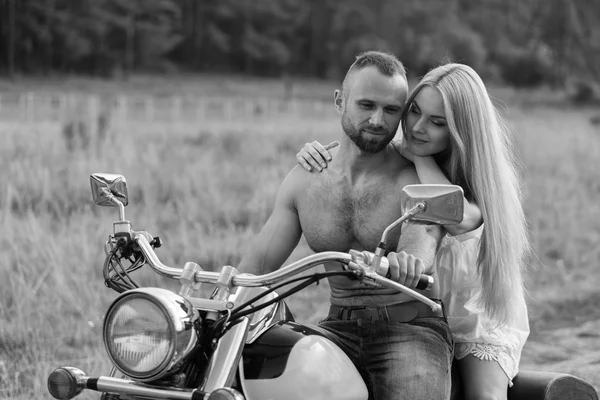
[384,221,445,289]
[384,164,446,288]
[237,167,304,275]
[397,221,445,274]
[396,164,445,272]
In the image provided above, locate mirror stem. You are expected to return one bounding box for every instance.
[372,202,427,272]
[100,187,126,221]
[116,202,125,221]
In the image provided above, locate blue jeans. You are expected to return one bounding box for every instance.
[316,316,454,400]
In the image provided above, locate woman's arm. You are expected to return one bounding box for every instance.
[295,139,482,235]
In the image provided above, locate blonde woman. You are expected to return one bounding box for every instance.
[295,63,530,400]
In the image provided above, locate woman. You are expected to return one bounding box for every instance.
[295,63,530,400]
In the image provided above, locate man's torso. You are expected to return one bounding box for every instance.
[294,149,437,307]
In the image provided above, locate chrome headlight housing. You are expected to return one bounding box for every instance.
[103,287,199,381]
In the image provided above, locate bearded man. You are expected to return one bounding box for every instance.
[238,51,452,400]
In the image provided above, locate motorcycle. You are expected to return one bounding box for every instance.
[47,173,598,400]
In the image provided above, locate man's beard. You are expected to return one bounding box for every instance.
[341,112,394,153]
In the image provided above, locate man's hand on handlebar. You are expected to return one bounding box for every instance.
[385,251,426,289]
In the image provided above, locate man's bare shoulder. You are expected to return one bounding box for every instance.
[279,165,316,199]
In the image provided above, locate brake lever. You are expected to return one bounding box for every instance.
[348,249,393,285]
[345,252,380,287]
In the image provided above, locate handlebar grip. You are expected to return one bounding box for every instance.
[417,275,434,291]
[384,269,433,291]
[378,257,433,291]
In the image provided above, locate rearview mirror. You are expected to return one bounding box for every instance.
[401,184,464,225]
[90,173,129,207]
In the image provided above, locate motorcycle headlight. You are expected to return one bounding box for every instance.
[103,288,199,381]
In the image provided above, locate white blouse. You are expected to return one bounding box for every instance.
[435,225,530,384]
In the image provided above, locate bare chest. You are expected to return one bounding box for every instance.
[297,174,404,253]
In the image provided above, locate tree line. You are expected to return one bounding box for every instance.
[1,0,598,88]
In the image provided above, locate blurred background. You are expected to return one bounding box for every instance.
[1,0,600,89]
[1,1,600,399]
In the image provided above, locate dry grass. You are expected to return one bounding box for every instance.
[1,82,600,399]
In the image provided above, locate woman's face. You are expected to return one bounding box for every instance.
[404,85,451,157]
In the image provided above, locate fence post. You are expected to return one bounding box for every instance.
[244,99,253,119]
[287,98,297,117]
[196,97,205,121]
[43,94,51,122]
[257,98,269,119]
[67,93,78,121]
[88,95,99,139]
[145,96,154,122]
[57,93,67,123]
[18,93,25,121]
[26,92,36,123]
[171,96,182,122]
[224,98,233,121]
[116,95,128,122]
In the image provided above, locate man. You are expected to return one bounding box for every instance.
[238,51,452,400]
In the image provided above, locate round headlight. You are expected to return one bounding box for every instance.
[103,288,199,381]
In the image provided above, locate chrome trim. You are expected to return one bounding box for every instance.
[50,367,209,400]
[48,367,88,399]
[103,288,199,381]
[136,234,185,278]
[380,202,426,244]
[90,173,129,220]
[179,262,203,297]
[230,252,352,287]
[187,298,230,312]
[363,270,442,312]
[94,377,205,399]
[372,202,425,273]
[113,220,132,237]
[135,241,439,310]
[207,388,245,400]
[243,290,287,344]
[219,286,277,344]
[136,234,352,285]
[201,317,250,392]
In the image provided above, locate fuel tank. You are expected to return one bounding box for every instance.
[240,321,368,400]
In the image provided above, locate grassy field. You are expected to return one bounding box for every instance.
[1,76,600,399]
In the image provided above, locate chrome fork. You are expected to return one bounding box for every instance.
[200,317,250,392]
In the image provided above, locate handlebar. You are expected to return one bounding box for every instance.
[134,233,440,311]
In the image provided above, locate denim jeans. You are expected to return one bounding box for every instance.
[316,316,454,400]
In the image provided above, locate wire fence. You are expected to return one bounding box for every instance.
[0,92,333,125]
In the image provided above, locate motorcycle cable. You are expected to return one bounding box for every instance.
[103,240,144,293]
[213,270,356,337]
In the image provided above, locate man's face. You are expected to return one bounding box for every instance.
[338,66,408,153]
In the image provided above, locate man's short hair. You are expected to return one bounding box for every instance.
[342,51,407,96]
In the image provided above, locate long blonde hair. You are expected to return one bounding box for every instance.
[402,63,530,325]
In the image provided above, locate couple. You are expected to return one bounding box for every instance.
[238,51,530,400]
